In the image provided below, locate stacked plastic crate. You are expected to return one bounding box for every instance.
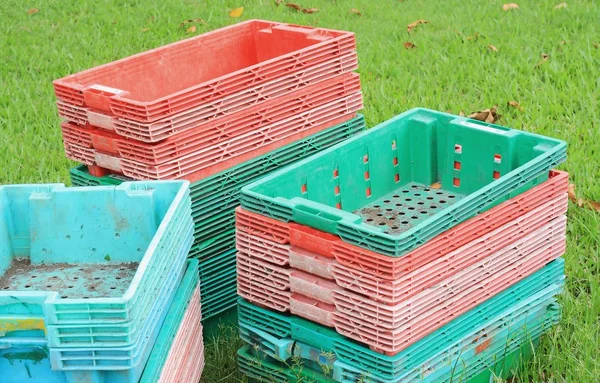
[0,182,205,382]
[54,20,365,323]
[235,108,568,382]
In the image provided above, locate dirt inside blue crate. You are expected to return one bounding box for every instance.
[353,182,465,235]
[0,258,138,299]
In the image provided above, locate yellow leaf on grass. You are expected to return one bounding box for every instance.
[535,53,549,68]
[180,18,204,28]
[467,32,480,41]
[459,111,466,117]
[27,8,39,15]
[302,8,319,14]
[229,7,244,18]
[403,42,416,49]
[407,19,428,34]
[349,8,362,16]
[554,2,567,9]
[141,27,149,32]
[275,0,283,4]
[186,26,197,34]
[503,3,519,11]
[430,182,442,190]
[487,45,499,52]
[507,101,522,110]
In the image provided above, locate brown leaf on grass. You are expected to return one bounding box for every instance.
[554,2,568,9]
[286,3,302,10]
[467,32,480,41]
[27,8,39,15]
[403,42,416,49]
[487,45,499,52]
[186,26,197,34]
[407,19,428,34]
[229,7,244,18]
[275,0,283,4]
[502,3,519,11]
[507,101,523,110]
[179,18,204,28]
[111,20,118,25]
[430,182,442,190]
[302,7,319,13]
[568,184,600,213]
[468,105,501,123]
[535,53,549,68]
[349,8,362,16]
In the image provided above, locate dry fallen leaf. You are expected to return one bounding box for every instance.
[275,0,283,4]
[468,105,501,123]
[407,19,428,34]
[507,101,523,110]
[554,2,567,9]
[487,45,499,52]
[111,20,118,25]
[467,32,480,41]
[141,27,150,32]
[349,8,362,16]
[459,111,466,117]
[229,7,244,18]
[302,7,319,13]
[186,26,197,34]
[286,3,302,10]
[503,3,519,11]
[403,42,416,49]
[180,18,204,28]
[535,53,549,68]
[567,183,600,213]
[430,182,442,190]
[27,8,39,15]
[594,42,599,49]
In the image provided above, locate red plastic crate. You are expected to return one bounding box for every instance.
[235,170,568,278]
[237,216,566,355]
[53,20,356,125]
[63,94,362,181]
[57,53,358,143]
[60,73,361,165]
[236,194,567,305]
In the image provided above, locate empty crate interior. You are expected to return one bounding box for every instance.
[248,109,562,235]
[0,183,178,298]
[59,21,346,102]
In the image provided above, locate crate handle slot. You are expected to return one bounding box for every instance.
[453,117,511,135]
[291,198,360,234]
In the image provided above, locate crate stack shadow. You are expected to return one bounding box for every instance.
[0,182,204,382]
[55,20,365,328]
[235,108,568,382]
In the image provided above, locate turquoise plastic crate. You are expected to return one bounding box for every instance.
[0,182,192,345]
[0,259,198,383]
[241,108,567,256]
[237,258,564,382]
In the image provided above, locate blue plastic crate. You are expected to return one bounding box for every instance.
[0,182,193,350]
[0,259,198,383]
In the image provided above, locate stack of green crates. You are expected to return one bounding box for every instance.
[69,115,366,328]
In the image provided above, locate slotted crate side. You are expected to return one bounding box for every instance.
[241,108,567,256]
[54,20,356,123]
[239,293,559,383]
[235,170,567,279]
[139,284,202,383]
[237,216,566,332]
[0,181,192,329]
[237,258,564,380]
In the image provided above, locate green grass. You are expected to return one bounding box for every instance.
[1,0,599,382]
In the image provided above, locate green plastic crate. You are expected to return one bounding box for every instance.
[237,258,564,382]
[240,108,567,256]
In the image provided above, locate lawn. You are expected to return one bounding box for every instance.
[1,0,599,382]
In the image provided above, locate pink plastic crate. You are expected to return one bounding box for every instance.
[158,286,204,383]
[53,20,356,125]
[235,170,569,278]
[60,73,361,166]
[236,195,567,304]
[63,94,362,181]
[237,216,566,355]
[57,53,358,143]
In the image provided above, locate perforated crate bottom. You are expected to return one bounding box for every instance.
[354,182,464,234]
[0,258,138,299]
